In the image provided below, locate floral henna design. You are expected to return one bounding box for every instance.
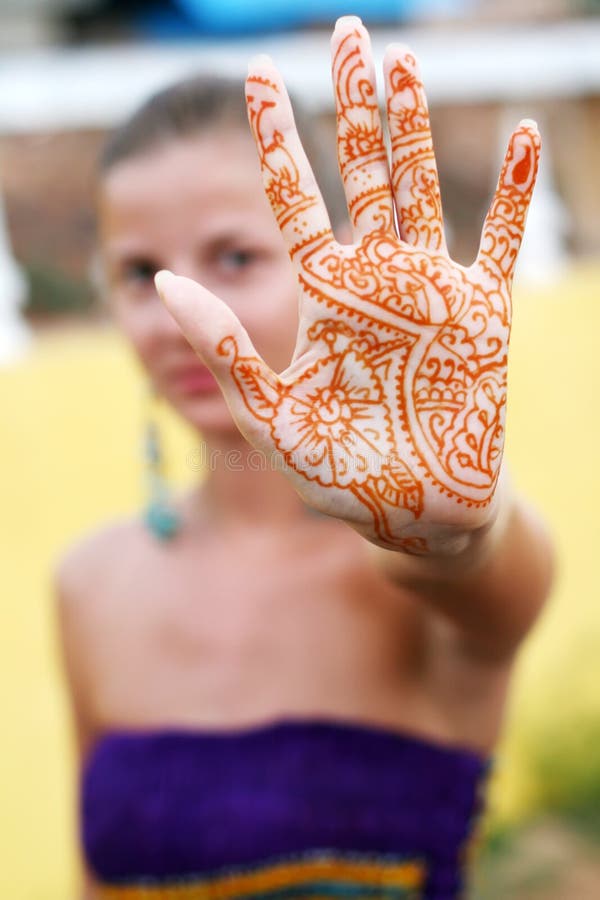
[218,323,424,546]
[160,19,540,552]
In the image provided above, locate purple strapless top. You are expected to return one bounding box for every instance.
[81,716,492,899]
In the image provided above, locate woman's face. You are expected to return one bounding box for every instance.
[98,130,299,434]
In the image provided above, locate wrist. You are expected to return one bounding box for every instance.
[368,468,515,584]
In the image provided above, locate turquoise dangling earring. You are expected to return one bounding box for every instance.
[143,389,181,541]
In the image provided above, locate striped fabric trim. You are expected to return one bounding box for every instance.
[97,849,426,899]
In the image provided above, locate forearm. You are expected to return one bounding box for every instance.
[369,477,555,660]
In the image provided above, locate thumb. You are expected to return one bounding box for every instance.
[155,270,283,444]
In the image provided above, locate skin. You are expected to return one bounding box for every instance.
[159,24,542,554]
[55,19,554,898]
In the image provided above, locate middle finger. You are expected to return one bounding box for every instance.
[331,17,395,241]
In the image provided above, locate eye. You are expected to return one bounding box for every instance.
[121,258,159,287]
[215,247,261,275]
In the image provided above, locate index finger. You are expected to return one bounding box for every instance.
[245,57,333,258]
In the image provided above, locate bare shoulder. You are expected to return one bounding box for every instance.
[55,516,144,605]
[54,516,149,745]
[54,514,152,677]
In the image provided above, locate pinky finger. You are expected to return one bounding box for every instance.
[155,271,283,449]
[475,120,541,283]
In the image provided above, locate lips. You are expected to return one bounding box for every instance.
[167,364,218,396]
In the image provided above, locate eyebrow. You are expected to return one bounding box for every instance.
[103,224,262,267]
[103,241,156,261]
[201,230,259,252]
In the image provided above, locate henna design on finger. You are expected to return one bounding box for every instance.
[246,72,332,248]
[477,123,541,283]
[385,50,446,252]
[332,26,394,236]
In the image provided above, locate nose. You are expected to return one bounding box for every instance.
[155,255,205,342]
[158,300,186,340]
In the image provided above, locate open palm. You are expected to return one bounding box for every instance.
[157,17,540,553]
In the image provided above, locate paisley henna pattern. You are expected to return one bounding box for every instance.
[216,20,540,551]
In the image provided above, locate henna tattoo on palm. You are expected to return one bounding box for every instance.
[157,17,540,552]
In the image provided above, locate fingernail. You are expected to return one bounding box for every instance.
[154,269,174,296]
[385,41,413,55]
[248,53,274,72]
[519,118,538,130]
[335,15,363,28]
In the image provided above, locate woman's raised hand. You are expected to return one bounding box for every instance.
[156,16,540,553]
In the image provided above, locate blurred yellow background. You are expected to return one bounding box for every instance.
[1,263,598,897]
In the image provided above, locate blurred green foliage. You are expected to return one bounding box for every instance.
[529,716,600,838]
[23,261,95,316]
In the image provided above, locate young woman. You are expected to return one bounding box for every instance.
[56,16,554,900]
